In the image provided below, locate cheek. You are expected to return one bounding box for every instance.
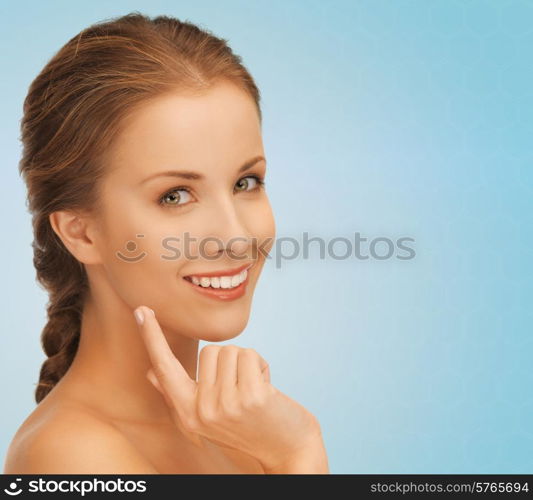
[251,198,276,254]
[100,235,176,306]
[94,207,182,307]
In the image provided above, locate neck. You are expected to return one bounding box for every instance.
[59,287,198,425]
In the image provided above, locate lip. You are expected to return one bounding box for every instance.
[183,262,253,279]
[182,262,254,302]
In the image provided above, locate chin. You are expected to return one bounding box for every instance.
[156,301,252,342]
[200,328,244,343]
[195,313,250,342]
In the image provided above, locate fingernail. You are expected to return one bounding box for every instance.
[148,307,155,317]
[134,307,144,325]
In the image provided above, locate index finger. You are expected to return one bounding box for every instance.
[134,305,196,401]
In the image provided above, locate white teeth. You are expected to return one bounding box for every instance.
[187,267,250,289]
[220,276,232,289]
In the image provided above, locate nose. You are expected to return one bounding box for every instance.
[201,199,252,261]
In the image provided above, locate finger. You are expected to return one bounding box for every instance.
[237,349,269,392]
[216,346,239,390]
[134,306,196,404]
[146,368,174,408]
[262,363,271,384]
[258,354,270,383]
[147,369,204,448]
[146,369,162,392]
[198,344,220,385]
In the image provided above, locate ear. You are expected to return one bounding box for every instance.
[49,210,102,265]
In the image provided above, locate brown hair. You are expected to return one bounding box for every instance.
[18,11,262,404]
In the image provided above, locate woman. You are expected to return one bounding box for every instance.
[3,12,328,474]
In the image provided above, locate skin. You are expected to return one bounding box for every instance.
[3,80,328,474]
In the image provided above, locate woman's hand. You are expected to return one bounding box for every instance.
[133,305,328,473]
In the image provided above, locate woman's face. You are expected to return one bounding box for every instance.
[92,80,275,341]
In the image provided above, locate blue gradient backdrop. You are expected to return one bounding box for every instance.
[1,0,531,473]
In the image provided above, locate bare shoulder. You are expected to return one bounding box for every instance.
[3,402,158,474]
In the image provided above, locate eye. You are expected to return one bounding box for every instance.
[158,187,193,209]
[158,175,265,210]
[234,175,265,192]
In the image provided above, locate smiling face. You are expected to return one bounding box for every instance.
[90,80,275,341]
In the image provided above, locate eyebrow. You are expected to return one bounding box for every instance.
[141,155,266,184]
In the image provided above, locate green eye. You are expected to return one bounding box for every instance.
[159,188,192,208]
[235,175,264,192]
[159,175,265,211]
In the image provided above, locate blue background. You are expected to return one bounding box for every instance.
[1,0,531,473]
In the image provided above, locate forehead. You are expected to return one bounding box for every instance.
[106,81,262,177]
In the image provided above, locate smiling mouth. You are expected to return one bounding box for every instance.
[183,263,253,290]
